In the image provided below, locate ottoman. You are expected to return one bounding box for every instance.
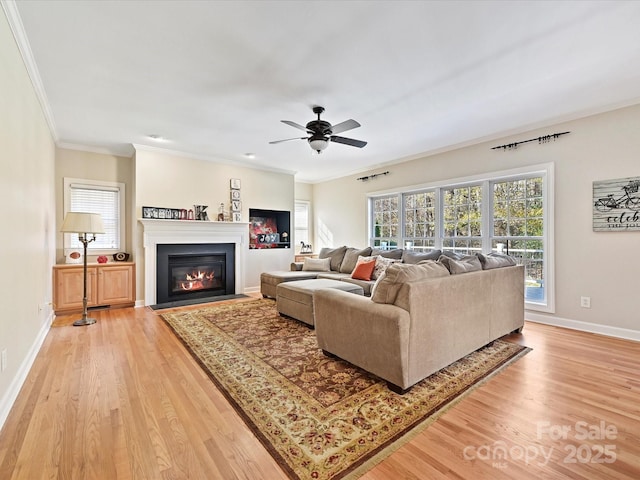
[260,271,320,298]
[276,279,364,327]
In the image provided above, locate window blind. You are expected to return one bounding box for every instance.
[69,183,120,250]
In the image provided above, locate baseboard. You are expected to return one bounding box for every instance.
[525,311,640,342]
[243,286,260,295]
[0,312,52,431]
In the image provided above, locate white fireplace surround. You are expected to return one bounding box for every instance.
[140,219,249,306]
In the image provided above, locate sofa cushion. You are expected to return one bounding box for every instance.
[340,247,373,273]
[477,252,517,270]
[318,246,348,271]
[351,256,377,280]
[370,248,404,260]
[439,250,466,260]
[401,249,442,264]
[372,255,399,279]
[371,260,450,305]
[439,254,482,274]
[302,257,331,272]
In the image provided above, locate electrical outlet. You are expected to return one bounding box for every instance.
[1,349,6,372]
[581,296,591,308]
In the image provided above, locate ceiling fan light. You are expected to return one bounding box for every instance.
[309,137,328,153]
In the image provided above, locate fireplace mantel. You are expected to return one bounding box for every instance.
[139,219,249,305]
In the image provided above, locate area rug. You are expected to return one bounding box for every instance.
[161,299,530,480]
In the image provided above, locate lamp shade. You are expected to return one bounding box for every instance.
[60,212,105,234]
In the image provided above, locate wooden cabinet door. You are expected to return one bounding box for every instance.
[97,264,134,305]
[54,267,97,311]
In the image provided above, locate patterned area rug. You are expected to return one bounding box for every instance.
[161,299,530,480]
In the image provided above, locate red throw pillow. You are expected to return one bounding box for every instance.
[351,259,377,281]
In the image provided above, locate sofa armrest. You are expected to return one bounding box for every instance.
[314,288,411,389]
[290,262,304,271]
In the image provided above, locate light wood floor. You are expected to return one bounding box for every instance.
[1,297,639,479]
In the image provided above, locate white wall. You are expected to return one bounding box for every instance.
[133,148,295,296]
[0,9,56,428]
[313,104,640,337]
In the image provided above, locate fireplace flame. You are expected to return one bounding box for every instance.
[180,270,215,291]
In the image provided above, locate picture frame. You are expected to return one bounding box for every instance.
[230,178,241,190]
[142,206,154,219]
[233,212,242,222]
[593,176,640,231]
[232,200,241,212]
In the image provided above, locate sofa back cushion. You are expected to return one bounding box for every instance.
[339,247,373,273]
[438,254,482,274]
[401,249,442,264]
[371,260,450,306]
[477,252,517,270]
[370,248,404,260]
[318,246,348,271]
[302,257,331,272]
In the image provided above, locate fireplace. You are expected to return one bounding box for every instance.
[140,219,248,307]
[156,243,235,306]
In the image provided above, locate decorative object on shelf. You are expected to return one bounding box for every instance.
[65,250,83,264]
[281,232,289,244]
[491,131,570,151]
[97,255,108,264]
[60,212,105,326]
[194,205,209,221]
[357,170,390,182]
[230,178,242,221]
[142,205,207,220]
[593,176,640,231]
[300,241,313,253]
[217,203,225,221]
[113,252,130,262]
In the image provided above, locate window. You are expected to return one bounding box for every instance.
[492,176,545,304]
[368,164,554,312]
[64,177,125,252]
[294,201,310,245]
[442,184,483,255]
[371,195,399,249]
[403,191,436,251]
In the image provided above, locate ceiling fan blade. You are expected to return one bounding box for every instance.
[330,136,367,148]
[281,120,310,132]
[269,137,307,144]
[330,119,360,135]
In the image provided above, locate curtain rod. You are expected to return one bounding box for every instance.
[357,171,390,182]
[491,131,570,151]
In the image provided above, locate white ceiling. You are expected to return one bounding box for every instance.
[9,0,640,183]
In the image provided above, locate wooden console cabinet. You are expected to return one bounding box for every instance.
[53,262,135,314]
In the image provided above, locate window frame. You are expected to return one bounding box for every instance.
[63,177,126,255]
[294,200,311,246]
[367,163,555,313]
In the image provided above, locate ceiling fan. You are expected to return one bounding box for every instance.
[269,106,367,153]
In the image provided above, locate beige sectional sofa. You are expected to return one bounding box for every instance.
[260,245,441,298]
[313,261,525,394]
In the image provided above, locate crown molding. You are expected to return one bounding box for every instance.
[132,143,297,177]
[1,0,58,142]
[57,141,134,158]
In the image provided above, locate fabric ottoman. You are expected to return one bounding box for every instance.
[276,279,364,327]
[260,271,320,298]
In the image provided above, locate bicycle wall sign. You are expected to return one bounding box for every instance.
[593,176,640,231]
